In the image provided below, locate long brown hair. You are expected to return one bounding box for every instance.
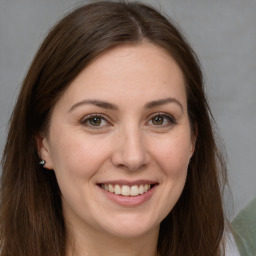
[0,1,227,255]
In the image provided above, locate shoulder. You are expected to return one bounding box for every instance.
[232,197,256,256]
[225,231,240,256]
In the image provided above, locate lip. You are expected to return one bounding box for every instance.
[97,179,157,186]
[97,180,158,207]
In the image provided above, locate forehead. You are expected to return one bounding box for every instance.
[55,42,186,111]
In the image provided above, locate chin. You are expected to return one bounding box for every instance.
[97,213,160,239]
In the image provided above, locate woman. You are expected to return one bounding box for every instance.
[0,1,229,255]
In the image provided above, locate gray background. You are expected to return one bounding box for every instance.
[0,0,255,219]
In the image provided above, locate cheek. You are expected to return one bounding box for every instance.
[149,134,191,220]
[152,134,191,176]
[49,130,111,179]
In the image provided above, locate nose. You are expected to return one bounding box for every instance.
[111,126,150,171]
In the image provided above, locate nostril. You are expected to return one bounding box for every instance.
[110,136,150,170]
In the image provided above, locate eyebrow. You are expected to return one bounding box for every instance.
[68,99,118,112]
[68,97,183,112]
[145,98,184,112]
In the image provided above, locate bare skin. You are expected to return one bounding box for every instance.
[38,42,195,256]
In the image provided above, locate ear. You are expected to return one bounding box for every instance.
[189,123,198,158]
[35,134,53,170]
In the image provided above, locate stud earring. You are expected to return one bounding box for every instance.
[39,160,46,166]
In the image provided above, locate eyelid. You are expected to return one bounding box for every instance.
[147,112,177,126]
[79,112,176,130]
[80,113,112,129]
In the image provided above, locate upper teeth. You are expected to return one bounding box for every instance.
[101,184,151,197]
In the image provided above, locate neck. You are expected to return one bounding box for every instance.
[66,223,159,256]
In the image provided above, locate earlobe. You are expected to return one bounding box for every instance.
[35,134,53,170]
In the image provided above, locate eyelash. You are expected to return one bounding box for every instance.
[148,113,177,128]
[80,114,110,130]
[80,113,176,130]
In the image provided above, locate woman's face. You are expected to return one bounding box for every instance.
[39,42,196,239]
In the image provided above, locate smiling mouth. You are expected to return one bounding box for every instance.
[99,184,155,197]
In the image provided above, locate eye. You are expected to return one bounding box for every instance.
[152,115,165,125]
[81,114,110,128]
[148,113,176,127]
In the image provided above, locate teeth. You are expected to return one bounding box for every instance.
[109,184,114,193]
[130,185,139,196]
[114,184,121,195]
[101,184,151,196]
[139,185,144,194]
[122,185,130,196]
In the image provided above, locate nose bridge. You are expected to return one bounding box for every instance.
[112,124,149,170]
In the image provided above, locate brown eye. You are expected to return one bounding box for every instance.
[148,113,176,127]
[81,114,109,129]
[152,116,164,125]
[89,116,102,126]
